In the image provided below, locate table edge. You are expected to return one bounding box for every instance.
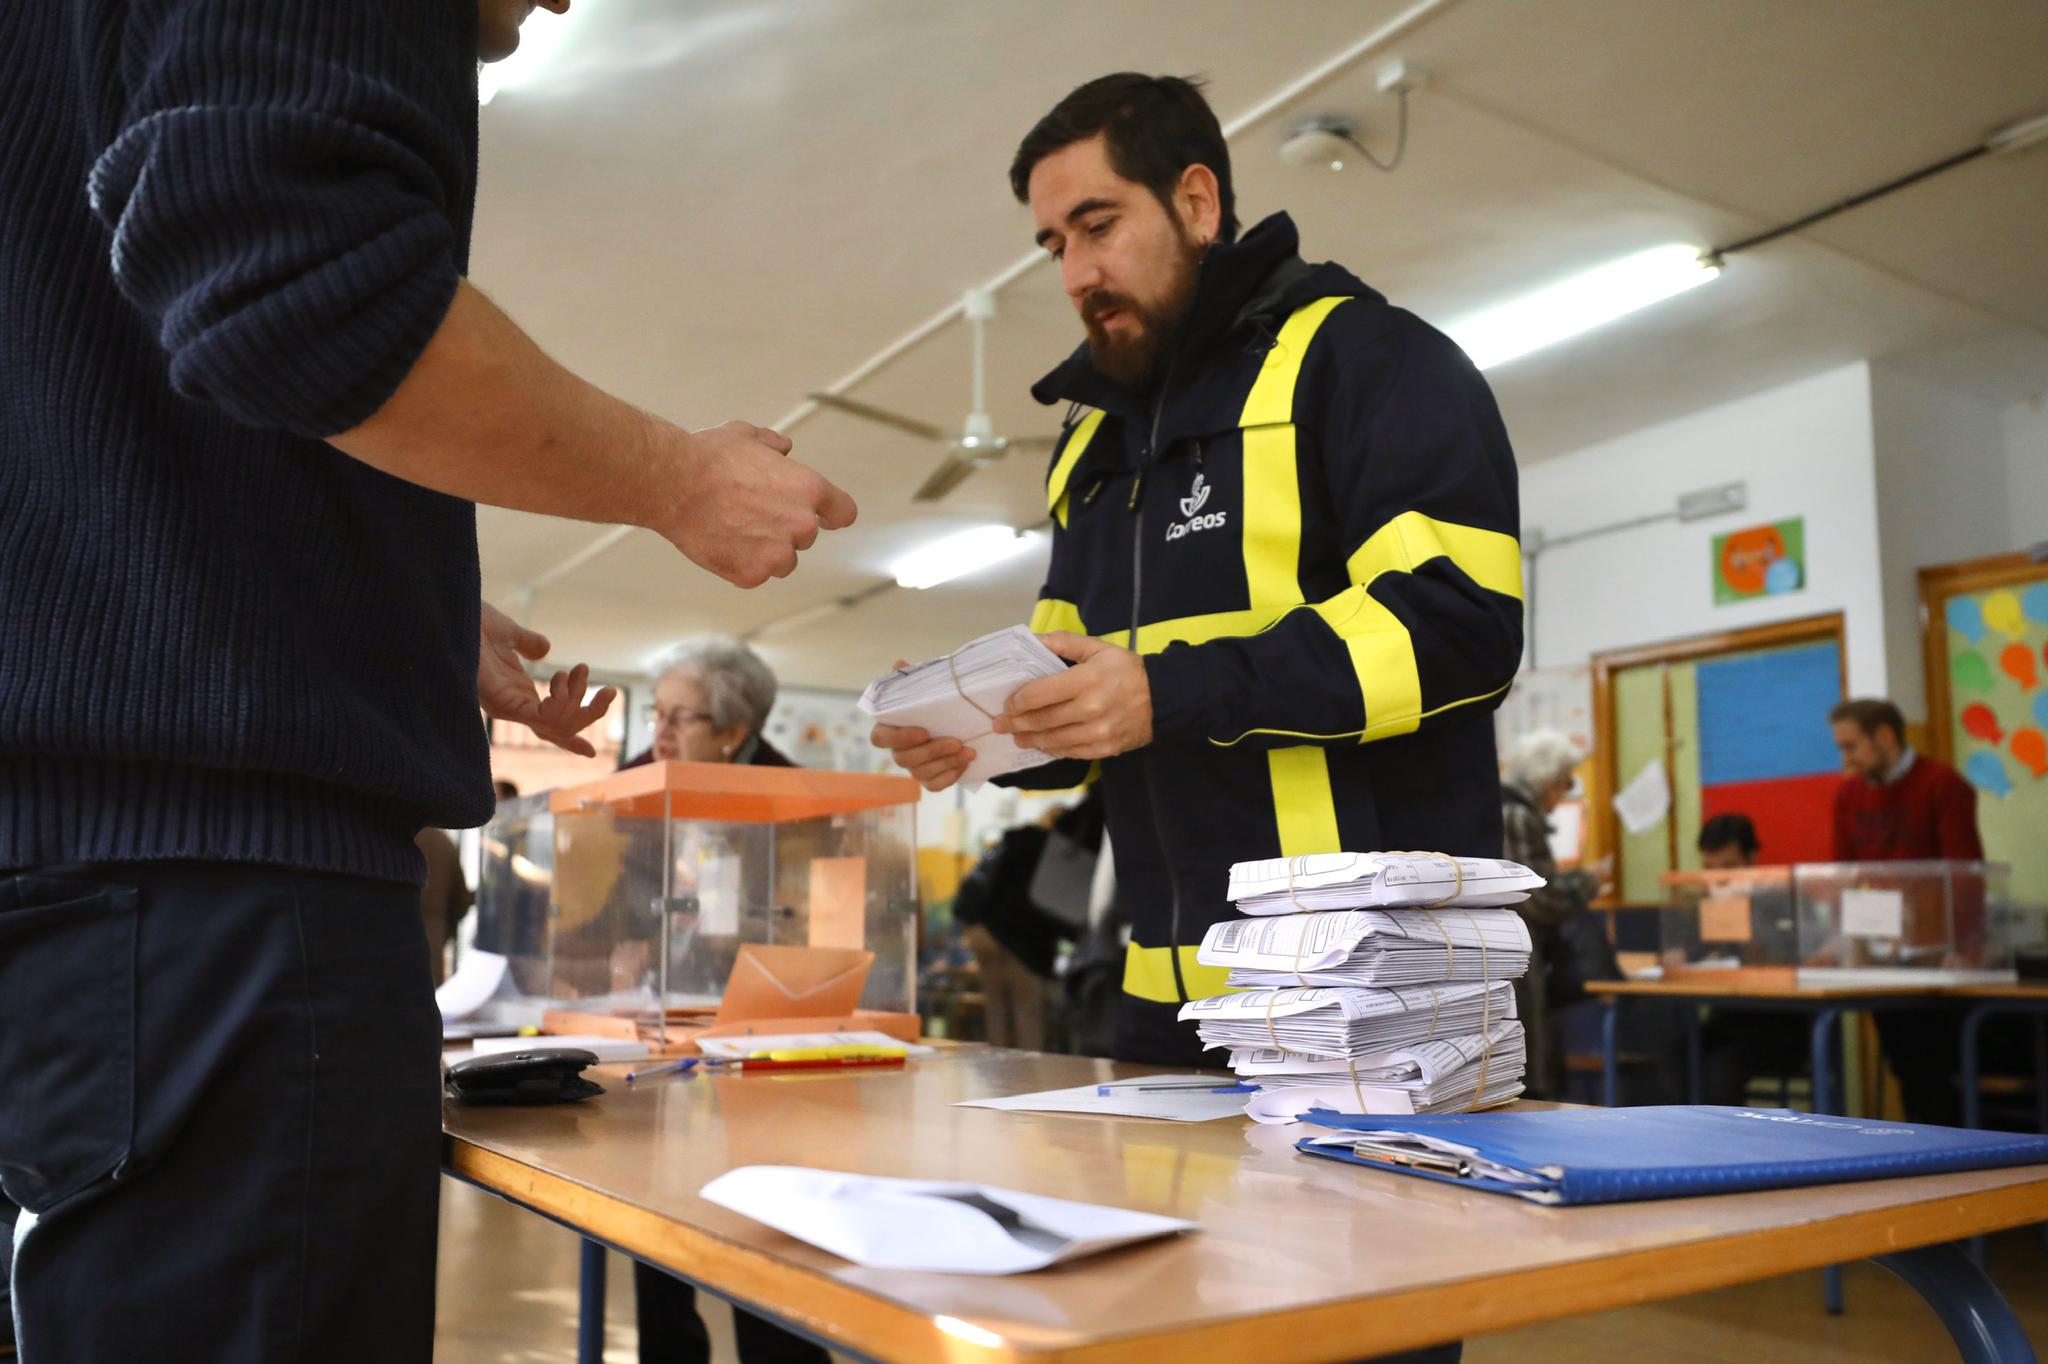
[444,1135,2048,1363]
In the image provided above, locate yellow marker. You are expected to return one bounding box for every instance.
[518,1026,540,1036]
[748,1044,908,1062]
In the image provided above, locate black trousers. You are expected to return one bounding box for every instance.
[634,1260,827,1364]
[0,862,441,1363]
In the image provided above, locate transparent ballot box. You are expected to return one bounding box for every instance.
[1655,861,2016,988]
[1792,860,2015,987]
[1657,868,1807,986]
[474,762,920,1041]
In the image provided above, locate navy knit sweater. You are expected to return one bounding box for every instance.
[1,1,494,884]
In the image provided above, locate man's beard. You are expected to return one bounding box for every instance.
[1081,238,1202,390]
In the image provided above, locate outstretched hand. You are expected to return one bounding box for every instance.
[478,602,617,758]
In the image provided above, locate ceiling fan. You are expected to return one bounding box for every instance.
[809,288,1058,503]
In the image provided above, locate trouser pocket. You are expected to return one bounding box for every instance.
[0,876,138,1213]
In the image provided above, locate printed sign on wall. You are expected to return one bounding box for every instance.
[1713,517,1805,605]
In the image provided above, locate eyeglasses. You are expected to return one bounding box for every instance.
[649,707,717,732]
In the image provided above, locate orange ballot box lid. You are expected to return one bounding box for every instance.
[551,760,919,824]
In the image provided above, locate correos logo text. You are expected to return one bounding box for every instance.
[1167,471,1227,542]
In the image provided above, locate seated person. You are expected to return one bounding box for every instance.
[1696,815,1810,1106]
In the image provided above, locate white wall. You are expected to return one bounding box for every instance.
[1869,366,2014,720]
[2007,396,2048,553]
[1520,364,1889,694]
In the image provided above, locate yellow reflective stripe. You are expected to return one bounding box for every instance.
[1028,597,1085,636]
[1238,296,1351,428]
[1122,942,1233,1003]
[1045,409,1106,526]
[1344,594,1423,741]
[1240,425,1304,612]
[1130,607,1282,654]
[1267,745,1342,855]
[1347,511,1524,601]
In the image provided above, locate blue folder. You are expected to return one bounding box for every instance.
[1295,1106,2048,1205]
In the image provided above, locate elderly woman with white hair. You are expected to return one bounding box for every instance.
[627,635,792,770]
[1501,728,1602,1098]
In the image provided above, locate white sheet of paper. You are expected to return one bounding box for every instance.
[698,1031,935,1060]
[1614,757,1671,836]
[1840,887,1906,938]
[472,1034,649,1063]
[700,1165,1194,1274]
[955,1076,1248,1122]
[435,949,507,1022]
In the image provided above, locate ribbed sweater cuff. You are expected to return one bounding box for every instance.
[0,755,426,886]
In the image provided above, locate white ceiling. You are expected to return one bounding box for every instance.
[468,0,2048,689]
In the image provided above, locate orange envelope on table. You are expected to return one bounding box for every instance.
[715,944,872,1025]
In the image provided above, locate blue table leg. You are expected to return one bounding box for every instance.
[1812,1006,1845,1314]
[1601,997,1620,1108]
[1875,1242,2039,1364]
[1965,1003,1992,1265]
[1685,1005,1703,1105]
[579,1237,606,1364]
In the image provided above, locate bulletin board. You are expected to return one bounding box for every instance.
[1922,553,2048,909]
[1593,614,1846,902]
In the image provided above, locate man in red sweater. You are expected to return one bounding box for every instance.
[1831,698,1985,861]
[1829,696,1985,1125]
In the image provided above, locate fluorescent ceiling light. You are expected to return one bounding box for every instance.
[1444,244,1720,372]
[478,8,573,105]
[891,526,1038,590]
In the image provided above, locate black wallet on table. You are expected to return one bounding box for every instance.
[445,1048,606,1106]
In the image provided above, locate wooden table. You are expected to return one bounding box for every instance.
[445,1047,2048,1363]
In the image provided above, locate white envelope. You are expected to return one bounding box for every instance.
[699,1165,1193,1275]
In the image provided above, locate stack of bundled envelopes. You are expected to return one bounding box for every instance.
[1180,853,1545,1121]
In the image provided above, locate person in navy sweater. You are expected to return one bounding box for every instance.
[1829,697,1985,1125]
[0,3,854,1360]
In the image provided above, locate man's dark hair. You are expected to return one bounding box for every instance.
[1009,73,1240,244]
[1830,697,1907,743]
[1698,813,1760,858]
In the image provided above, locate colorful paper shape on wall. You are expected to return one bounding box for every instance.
[1965,750,2014,798]
[1984,590,2026,640]
[1952,651,1994,694]
[2002,643,2041,692]
[1712,519,1805,605]
[1961,702,2004,744]
[1948,595,1988,644]
[2013,729,2048,781]
[2026,583,2048,627]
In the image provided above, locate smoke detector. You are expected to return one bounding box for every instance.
[1280,119,1359,171]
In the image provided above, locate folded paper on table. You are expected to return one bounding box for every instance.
[700,1165,1194,1273]
[716,943,872,1025]
[956,1076,1249,1122]
[436,949,507,1022]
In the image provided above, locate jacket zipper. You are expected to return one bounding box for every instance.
[1131,355,1187,1004]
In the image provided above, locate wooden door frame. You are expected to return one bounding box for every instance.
[1919,551,2048,765]
[1590,611,1847,901]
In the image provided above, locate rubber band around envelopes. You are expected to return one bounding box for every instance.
[1264,853,1498,1113]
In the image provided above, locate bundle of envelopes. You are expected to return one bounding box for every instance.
[858,626,1069,790]
[1181,852,1542,1119]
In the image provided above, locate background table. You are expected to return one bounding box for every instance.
[445,1047,2048,1363]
